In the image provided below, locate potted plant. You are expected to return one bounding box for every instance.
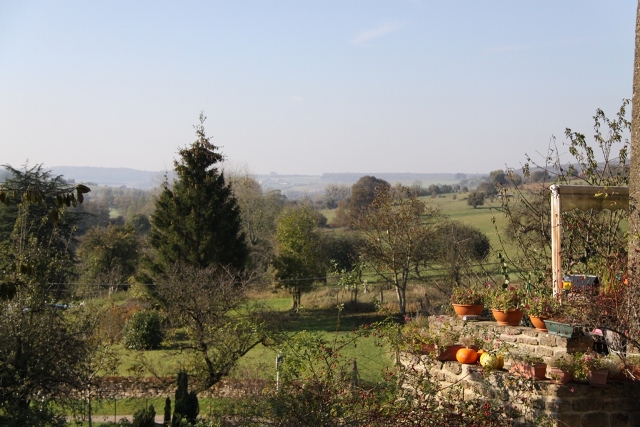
[432,322,462,361]
[598,353,623,381]
[543,303,583,338]
[488,284,525,326]
[402,317,436,354]
[524,291,562,332]
[450,283,485,318]
[572,351,608,386]
[547,354,575,384]
[509,352,547,380]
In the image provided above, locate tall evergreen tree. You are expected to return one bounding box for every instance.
[150,114,248,271]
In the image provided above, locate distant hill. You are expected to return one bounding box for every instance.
[50,166,169,190]
[2,166,486,195]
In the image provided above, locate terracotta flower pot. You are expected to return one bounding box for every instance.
[437,345,464,361]
[420,343,437,354]
[528,315,549,332]
[587,369,608,387]
[510,362,547,380]
[491,309,524,326]
[547,366,573,384]
[452,304,484,318]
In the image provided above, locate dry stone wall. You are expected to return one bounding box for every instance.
[419,316,640,427]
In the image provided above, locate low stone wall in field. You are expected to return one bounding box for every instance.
[94,376,268,400]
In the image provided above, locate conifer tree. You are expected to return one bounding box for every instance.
[150,114,248,271]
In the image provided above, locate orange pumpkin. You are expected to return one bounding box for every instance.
[455,347,478,364]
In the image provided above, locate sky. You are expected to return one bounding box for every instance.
[0,1,636,176]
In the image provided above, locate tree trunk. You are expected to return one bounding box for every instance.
[395,285,406,316]
[629,1,640,292]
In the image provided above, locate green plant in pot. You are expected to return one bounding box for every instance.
[523,290,562,332]
[547,354,575,384]
[450,282,486,318]
[509,351,546,380]
[402,317,436,354]
[572,351,609,385]
[488,283,526,326]
[429,318,462,361]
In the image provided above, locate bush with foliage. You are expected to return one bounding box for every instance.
[173,371,199,426]
[122,309,165,350]
[133,405,156,427]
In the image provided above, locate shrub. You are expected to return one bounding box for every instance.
[132,405,155,427]
[122,309,165,350]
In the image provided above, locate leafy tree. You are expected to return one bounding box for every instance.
[323,184,351,209]
[150,114,248,271]
[333,176,390,227]
[0,164,89,298]
[122,309,165,350]
[155,264,273,391]
[435,221,490,286]
[350,175,390,214]
[0,165,99,425]
[466,191,485,208]
[489,169,507,186]
[228,173,285,268]
[127,213,151,235]
[322,232,363,272]
[272,206,327,311]
[476,181,497,197]
[77,224,140,290]
[354,186,443,315]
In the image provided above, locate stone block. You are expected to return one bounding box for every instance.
[515,343,537,354]
[517,336,540,346]
[556,383,590,397]
[629,411,640,427]
[444,361,462,375]
[535,346,555,357]
[540,335,558,347]
[556,412,582,427]
[573,397,602,412]
[544,397,572,413]
[603,383,626,399]
[500,334,518,342]
[604,398,635,413]
[609,412,630,426]
[523,328,540,337]
[582,412,609,427]
[504,326,523,335]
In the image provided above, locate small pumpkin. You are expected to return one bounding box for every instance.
[479,352,499,369]
[456,347,478,364]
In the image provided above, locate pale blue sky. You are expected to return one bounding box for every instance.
[0,1,635,175]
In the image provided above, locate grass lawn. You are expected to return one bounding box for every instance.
[113,293,394,384]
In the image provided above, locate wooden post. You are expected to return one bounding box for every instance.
[550,185,562,297]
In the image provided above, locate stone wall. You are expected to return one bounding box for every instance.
[93,376,268,400]
[415,316,640,426]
